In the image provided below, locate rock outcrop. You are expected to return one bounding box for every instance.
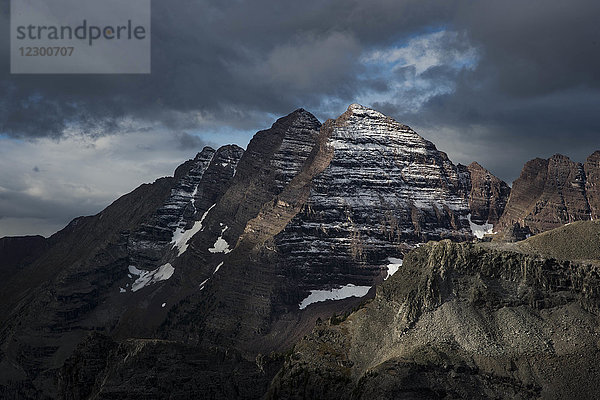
[585,151,600,220]
[498,153,595,237]
[467,161,511,225]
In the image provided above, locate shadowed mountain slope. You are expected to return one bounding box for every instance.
[0,105,515,399]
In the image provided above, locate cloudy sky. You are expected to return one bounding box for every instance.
[1,0,599,237]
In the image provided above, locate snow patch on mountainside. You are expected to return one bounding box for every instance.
[467,213,494,239]
[209,225,231,254]
[214,261,223,274]
[128,263,175,292]
[299,284,372,309]
[171,203,216,256]
[385,257,403,280]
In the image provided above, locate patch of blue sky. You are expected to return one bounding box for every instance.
[355,28,480,112]
[361,30,479,74]
[0,133,25,143]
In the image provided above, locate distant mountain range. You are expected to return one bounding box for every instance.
[1,105,599,399]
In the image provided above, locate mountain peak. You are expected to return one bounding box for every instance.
[468,161,484,170]
[337,104,417,138]
[587,150,600,162]
[346,103,387,119]
[273,108,321,131]
[4,106,600,399]
[196,146,216,159]
[549,153,572,162]
[498,152,592,235]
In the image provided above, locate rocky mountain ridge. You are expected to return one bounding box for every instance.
[268,229,600,399]
[0,104,597,399]
[497,152,600,239]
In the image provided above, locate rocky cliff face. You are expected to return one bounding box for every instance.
[497,153,596,238]
[585,151,600,220]
[467,161,511,225]
[276,104,474,291]
[126,144,244,273]
[0,235,48,288]
[268,232,600,400]
[126,146,218,269]
[158,104,494,357]
[0,104,512,399]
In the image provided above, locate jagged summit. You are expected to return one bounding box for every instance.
[345,103,389,118]
[588,150,600,162]
[269,107,321,131]
[340,103,414,133]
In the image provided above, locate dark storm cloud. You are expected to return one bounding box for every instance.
[455,0,600,96]
[398,0,600,181]
[0,0,454,138]
[173,131,206,151]
[0,0,599,183]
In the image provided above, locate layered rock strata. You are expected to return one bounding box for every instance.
[467,161,511,225]
[498,153,599,237]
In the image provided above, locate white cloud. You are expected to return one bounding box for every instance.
[357,30,479,112]
[362,30,478,75]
